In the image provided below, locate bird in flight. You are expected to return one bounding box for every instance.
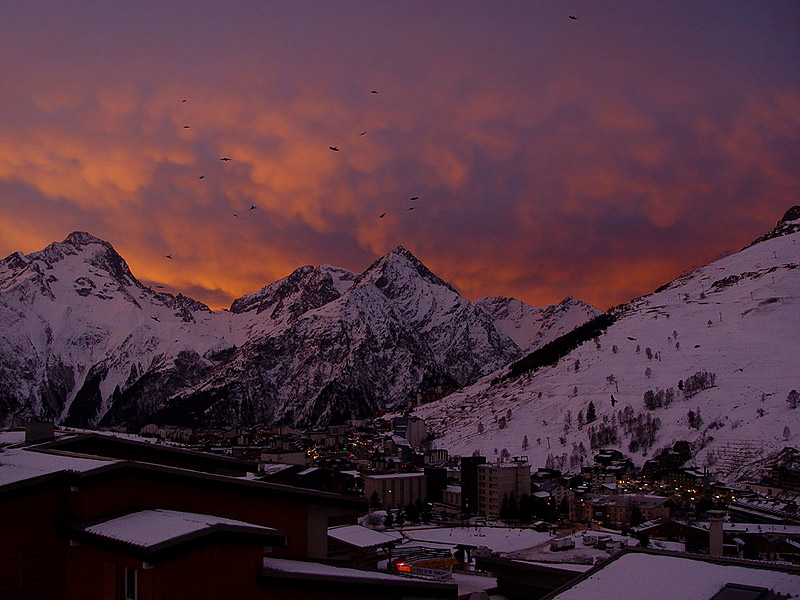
[569,15,577,20]
[408,207,416,211]
[155,285,165,289]
[220,157,232,161]
[165,255,173,260]
[410,196,419,201]
[370,90,378,94]
[181,99,187,103]
[198,175,205,179]
[329,146,340,152]
[232,213,239,218]
[360,131,367,136]
[610,394,618,407]
[183,125,191,129]
[379,213,385,219]
[249,205,257,210]
[151,316,160,322]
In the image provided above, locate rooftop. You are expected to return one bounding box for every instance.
[544,549,800,600]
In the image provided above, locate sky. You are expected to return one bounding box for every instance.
[1,1,799,311]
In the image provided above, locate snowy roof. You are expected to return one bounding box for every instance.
[263,557,411,581]
[514,560,592,573]
[0,431,27,447]
[695,522,800,536]
[401,526,551,553]
[0,447,116,487]
[327,524,403,549]
[261,556,458,595]
[547,550,800,600]
[81,509,282,549]
[259,463,296,476]
[364,472,425,480]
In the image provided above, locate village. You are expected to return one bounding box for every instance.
[4,412,800,599]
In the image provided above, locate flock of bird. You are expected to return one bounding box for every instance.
[162,14,579,266]
[327,89,422,218]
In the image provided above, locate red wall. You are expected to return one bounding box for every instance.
[0,486,70,600]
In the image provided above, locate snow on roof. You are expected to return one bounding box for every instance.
[695,522,800,536]
[364,471,425,479]
[401,526,551,553]
[0,447,116,486]
[84,509,278,548]
[0,431,27,446]
[327,524,402,548]
[549,551,800,600]
[262,557,419,582]
[259,463,295,476]
[514,560,592,573]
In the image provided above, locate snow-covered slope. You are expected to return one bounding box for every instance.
[415,207,800,478]
[476,296,602,353]
[0,236,596,431]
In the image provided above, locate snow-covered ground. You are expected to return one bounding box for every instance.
[415,223,800,479]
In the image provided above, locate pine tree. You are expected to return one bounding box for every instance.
[586,402,597,423]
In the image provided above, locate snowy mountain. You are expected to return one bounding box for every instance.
[0,235,598,431]
[475,296,602,353]
[414,207,800,479]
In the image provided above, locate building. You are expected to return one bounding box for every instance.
[570,494,670,527]
[0,430,457,600]
[392,416,428,449]
[477,459,531,518]
[442,485,462,512]
[460,455,486,515]
[363,472,427,509]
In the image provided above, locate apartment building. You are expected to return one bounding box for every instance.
[476,459,531,517]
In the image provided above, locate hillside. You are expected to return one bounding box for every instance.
[414,208,800,479]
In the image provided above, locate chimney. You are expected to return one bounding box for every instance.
[708,510,725,557]
[25,419,55,443]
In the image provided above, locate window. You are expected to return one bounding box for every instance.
[125,567,138,600]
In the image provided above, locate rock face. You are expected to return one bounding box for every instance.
[746,205,800,248]
[0,234,600,431]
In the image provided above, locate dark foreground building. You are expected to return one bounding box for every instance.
[0,430,456,600]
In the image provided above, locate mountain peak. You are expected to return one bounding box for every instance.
[63,231,111,249]
[361,245,459,296]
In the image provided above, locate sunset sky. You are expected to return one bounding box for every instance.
[2,2,798,311]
